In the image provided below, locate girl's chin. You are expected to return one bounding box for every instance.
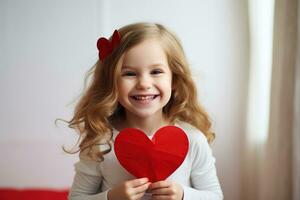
[126,109,164,120]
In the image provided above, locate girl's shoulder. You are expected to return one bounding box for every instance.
[176,121,213,160]
[175,121,208,145]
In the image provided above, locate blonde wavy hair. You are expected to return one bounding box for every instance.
[60,22,215,161]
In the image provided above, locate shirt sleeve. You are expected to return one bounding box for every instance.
[182,132,223,200]
[68,158,109,200]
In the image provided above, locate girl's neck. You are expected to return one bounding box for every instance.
[115,113,171,136]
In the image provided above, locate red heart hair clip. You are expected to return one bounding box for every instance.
[97,30,121,61]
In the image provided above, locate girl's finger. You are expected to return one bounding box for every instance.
[149,180,171,190]
[134,182,151,193]
[127,178,149,188]
[150,187,172,195]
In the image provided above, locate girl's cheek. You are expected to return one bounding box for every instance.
[160,78,172,85]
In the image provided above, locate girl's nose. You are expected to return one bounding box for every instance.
[136,76,152,90]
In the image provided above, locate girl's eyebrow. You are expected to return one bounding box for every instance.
[122,63,166,69]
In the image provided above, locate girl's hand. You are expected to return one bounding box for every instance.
[149,180,184,200]
[107,177,150,200]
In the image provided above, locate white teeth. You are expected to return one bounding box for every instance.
[133,95,156,100]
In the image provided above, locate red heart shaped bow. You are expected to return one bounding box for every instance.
[114,126,189,182]
[97,30,121,61]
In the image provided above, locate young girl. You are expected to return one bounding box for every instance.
[67,22,223,200]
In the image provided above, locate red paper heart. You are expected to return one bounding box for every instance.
[114,126,189,182]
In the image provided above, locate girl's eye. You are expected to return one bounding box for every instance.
[151,69,163,75]
[122,71,136,76]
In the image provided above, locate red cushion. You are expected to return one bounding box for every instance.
[0,188,69,200]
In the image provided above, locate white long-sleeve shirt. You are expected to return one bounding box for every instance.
[68,121,223,200]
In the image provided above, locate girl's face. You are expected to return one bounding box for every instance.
[117,39,172,120]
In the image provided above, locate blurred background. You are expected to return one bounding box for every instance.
[0,0,299,199]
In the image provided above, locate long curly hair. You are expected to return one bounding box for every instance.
[60,22,215,161]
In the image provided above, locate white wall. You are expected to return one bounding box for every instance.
[0,0,249,199]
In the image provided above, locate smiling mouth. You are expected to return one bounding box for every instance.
[130,95,159,101]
